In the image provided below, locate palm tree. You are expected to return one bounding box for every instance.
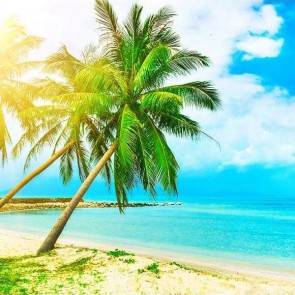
[37,0,221,254]
[0,45,112,208]
[0,16,43,164]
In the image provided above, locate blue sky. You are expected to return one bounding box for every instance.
[230,1,295,95]
[0,0,295,202]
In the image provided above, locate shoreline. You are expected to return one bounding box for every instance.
[60,237,295,280]
[1,228,294,294]
[1,228,294,281]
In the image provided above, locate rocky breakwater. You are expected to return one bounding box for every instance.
[0,198,182,212]
[81,202,182,208]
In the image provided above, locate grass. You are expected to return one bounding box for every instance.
[0,255,47,295]
[170,261,191,270]
[123,258,136,264]
[79,282,90,288]
[138,262,161,278]
[0,250,103,295]
[146,263,160,274]
[106,249,134,258]
[60,256,93,272]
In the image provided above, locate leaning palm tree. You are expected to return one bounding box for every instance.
[0,16,43,164]
[37,0,221,254]
[0,45,113,208]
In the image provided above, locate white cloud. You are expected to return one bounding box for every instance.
[237,36,284,60]
[174,77,295,170]
[250,4,284,35]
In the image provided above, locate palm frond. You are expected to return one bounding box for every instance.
[0,106,11,164]
[134,122,157,197]
[76,60,124,93]
[95,0,121,43]
[12,114,66,159]
[134,45,170,90]
[0,17,43,162]
[124,4,143,38]
[113,153,128,212]
[3,35,43,62]
[44,45,86,79]
[80,43,100,64]
[60,144,75,184]
[168,50,210,75]
[156,81,221,110]
[157,112,201,139]
[23,121,64,171]
[141,113,179,195]
[74,140,90,182]
[144,6,178,48]
[141,91,183,112]
[117,105,139,166]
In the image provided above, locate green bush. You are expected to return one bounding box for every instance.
[106,249,134,258]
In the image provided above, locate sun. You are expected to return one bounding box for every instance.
[0,1,39,26]
[0,1,19,20]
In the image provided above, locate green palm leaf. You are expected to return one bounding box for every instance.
[156,81,221,110]
[0,17,42,162]
[141,113,179,195]
[157,112,201,139]
[0,106,11,164]
[60,144,75,184]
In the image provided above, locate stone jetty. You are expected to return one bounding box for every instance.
[0,198,182,212]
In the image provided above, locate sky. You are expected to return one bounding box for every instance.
[0,0,295,201]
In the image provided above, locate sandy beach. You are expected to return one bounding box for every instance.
[0,229,294,295]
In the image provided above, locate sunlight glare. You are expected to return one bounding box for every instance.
[0,1,44,32]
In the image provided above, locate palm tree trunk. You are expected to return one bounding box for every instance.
[37,140,118,255]
[0,141,75,209]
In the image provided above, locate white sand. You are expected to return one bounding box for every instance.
[1,228,294,294]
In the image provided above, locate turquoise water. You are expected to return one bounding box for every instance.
[1,196,295,270]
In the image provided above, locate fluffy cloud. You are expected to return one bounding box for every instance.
[237,36,284,60]
[176,77,295,170]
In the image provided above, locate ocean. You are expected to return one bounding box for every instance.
[1,195,295,270]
